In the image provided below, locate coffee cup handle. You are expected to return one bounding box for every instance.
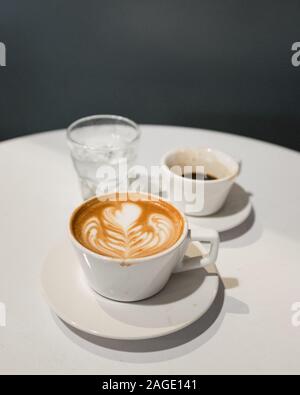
[174,227,219,272]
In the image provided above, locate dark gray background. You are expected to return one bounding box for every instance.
[0,0,300,150]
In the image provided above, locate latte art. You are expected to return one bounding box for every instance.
[71,194,184,259]
[82,205,174,258]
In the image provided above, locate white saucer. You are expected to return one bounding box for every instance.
[41,241,219,340]
[187,183,252,233]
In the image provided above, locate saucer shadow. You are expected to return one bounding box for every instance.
[209,183,252,218]
[220,207,255,241]
[219,207,264,248]
[209,183,263,246]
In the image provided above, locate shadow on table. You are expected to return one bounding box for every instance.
[220,206,264,249]
[211,183,252,217]
[53,278,249,363]
[188,183,263,248]
[219,183,264,246]
[220,207,259,243]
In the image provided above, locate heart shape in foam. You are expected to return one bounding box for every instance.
[113,203,141,231]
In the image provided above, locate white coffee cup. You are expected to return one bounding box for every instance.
[69,192,219,302]
[145,147,241,217]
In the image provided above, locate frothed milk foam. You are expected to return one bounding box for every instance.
[71,193,184,259]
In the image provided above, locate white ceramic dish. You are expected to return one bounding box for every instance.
[41,240,219,340]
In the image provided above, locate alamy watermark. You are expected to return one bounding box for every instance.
[291,302,300,327]
[92,161,205,214]
[291,42,300,67]
[0,302,6,327]
[0,42,6,66]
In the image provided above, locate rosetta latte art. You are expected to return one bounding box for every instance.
[81,203,177,259]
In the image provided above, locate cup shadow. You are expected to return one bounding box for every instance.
[203,183,263,247]
[132,268,207,306]
[209,183,252,218]
[89,267,217,330]
[187,183,261,245]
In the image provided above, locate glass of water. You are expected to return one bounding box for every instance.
[67,115,141,200]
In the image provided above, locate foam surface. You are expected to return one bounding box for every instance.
[72,194,184,259]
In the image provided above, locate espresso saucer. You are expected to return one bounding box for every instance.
[187,183,252,232]
[41,241,219,340]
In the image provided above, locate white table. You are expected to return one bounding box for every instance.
[0,125,299,374]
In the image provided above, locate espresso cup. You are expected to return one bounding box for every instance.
[69,192,219,302]
[157,147,241,216]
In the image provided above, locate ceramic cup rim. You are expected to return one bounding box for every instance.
[161,146,240,183]
[69,191,188,264]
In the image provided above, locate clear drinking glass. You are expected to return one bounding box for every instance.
[67,115,141,200]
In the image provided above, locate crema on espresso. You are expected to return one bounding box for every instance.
[71,193,184,259]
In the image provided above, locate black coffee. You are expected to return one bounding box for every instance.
[182,172,217,181]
